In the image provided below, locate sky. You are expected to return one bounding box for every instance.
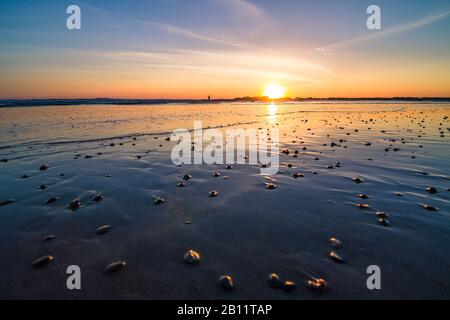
[0,0,449,99]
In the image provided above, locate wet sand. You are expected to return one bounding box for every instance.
[0,102,449,299]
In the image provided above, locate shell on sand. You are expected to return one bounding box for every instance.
[218,275,234,291]
[357,193,369,199]
[329,237,342,248]
[96,225,111,235]
[292,172,304,178]
[375,211,388,219]
[267,273,282,288]
[182,174,192,181]
[177,182,186,187]
[32,255,54,268]
[184,249,201,264]
[307,278,328,292]
[212,172,221,177]
[154,197,165,205]
[282,280,296,292]
[421,204,438,211]
[106,261,127,273]
[329,251,344,263]
[357,203,370,209]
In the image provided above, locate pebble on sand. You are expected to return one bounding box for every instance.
[218,275,234,291]
[96,225,111,235]
[357,203,370,209]
[267,273,282,289]
[43,235,55,241]
[184,249,201,264]
[292,172,304,178]
[67,199,81,211]
[357,194,369,199]
[45,196,59,204]
[32,255,54,268]
[182,174,192,181]
[426,187,438,194]
[92,193,104,202]
[0,199,15,206]
[212,172,221,177]
[353,177,364,184]
[39,164,49,171]
[265,183,277,190]
[209,190,219,197]
[177,181,186,187]
[106,261,127,273]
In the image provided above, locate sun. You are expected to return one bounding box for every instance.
[263,84,286,99]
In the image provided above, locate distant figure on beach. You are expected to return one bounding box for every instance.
[208,95,211,101]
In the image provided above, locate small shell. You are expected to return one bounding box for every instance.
[184,249,201,264]
[329,237,342,248]
[209,190,218,197]
[282,280,296,292]
[212,172,221,177]
[96,225,111,235]
[32,255,54,268]
[353,177,364,184]
[375,211,388,219]
[329,251,344,263]
[267,273,282,288]
[154,197,165,205]
[422,204,438,211]
[357,194,369,199]
[307,278,327,292]
[107,261,127,273]
[357,203,370,209]
[218,275,234,291]
[177,182,186,187]
[292,172,304,179]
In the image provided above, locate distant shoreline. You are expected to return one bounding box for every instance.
[1,97,450,107]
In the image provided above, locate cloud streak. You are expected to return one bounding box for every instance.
[317,10,450,52]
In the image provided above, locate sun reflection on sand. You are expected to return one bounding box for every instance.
[267,103,278,123]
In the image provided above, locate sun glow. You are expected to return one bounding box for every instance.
[263,84,286,99]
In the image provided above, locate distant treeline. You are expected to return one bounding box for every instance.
[1,97,450,107]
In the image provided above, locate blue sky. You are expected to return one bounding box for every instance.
[0,0,449,98]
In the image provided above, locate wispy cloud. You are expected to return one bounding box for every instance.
[317,10,450,52]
